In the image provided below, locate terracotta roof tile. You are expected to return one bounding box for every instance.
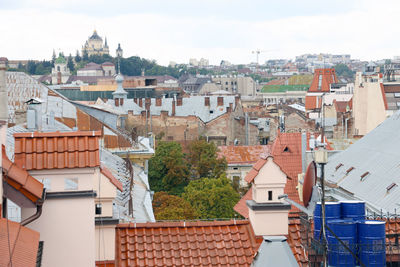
[244,168,260,183]
[334,100,350,113]
[100,163,124,191]
[308,68,337,93]
[0,218,40,267]
[14,131,101,170]
[305,95,321,110]
[115,220,262,267]
[217,145,271,165]
[2,146,43,203]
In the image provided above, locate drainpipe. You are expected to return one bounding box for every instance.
[245,112,249,145]
[21,190,45,226]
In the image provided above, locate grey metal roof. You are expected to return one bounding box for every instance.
[252,236,299,267]
[325,110,400,213]
[100,148,155,223]
[104,95,237,123]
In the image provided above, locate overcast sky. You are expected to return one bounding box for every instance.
[1,0,400,65]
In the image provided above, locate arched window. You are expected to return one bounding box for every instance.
[57,66,60,72]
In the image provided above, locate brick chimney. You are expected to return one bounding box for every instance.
[172,98,176,116]
[156,98,162,106]
[177,97,183,106]
[145,98,151,111]
[204,97,210,106]
[245,156,291,236]
[139,98,143,107]
[217,96,224,106]
[235,96,240,105]
[226,103,233,113]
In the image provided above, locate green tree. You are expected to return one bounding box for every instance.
[187,139,227,179]
[153,192,198,220]
[27,60,36,74]
[75,50,81,63]
[182,176,240,219]
[67,53,75,72]
[334,64,355,80]
[82,50,89,61]
[148,141,189,195]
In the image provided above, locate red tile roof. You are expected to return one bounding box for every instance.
[100,163,123,191]
[2,146,43,203]
[288,218,308,265]
[305,95,322,110]
[334,100,351,113]
[13,131,101,170]
[308,68,337,92]
[115,220,262,267]
[0,218,40,267]
[217,145,271,165]
[233,189,253,219]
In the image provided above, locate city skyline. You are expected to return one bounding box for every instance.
[1,0,400,65]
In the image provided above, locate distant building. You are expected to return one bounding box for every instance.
[82,30,110,56]
[211,75,256,96]
[116,43,123,58]
[77,62,116,77]
[51,54,71,84]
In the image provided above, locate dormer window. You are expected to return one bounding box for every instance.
[360,172,370,181]
[268,191,273,201]
[283,147,290,153]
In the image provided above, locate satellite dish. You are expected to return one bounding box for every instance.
[303,161,317,207]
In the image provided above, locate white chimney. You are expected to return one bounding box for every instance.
[246,156,291,236]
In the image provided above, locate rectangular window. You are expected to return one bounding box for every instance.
[318,75,322,90]
[42,178,51,190]
[396,102,400,108]
[394,93,400,98]
[64,178,78,190]
[268,191,273,201]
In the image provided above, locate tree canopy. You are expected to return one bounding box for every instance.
[334,64,355,80]
[187,139,227,179]
[148,141,189,195]
[152,192,198,220]
[182,176,240,219]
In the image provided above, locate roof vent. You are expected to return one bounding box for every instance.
[335,163,343,171]
[283,146,290,152]
[387,183,397,192]
[346,167,354,174]
[360,172,370,181]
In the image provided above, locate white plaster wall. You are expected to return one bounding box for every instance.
[22,197,95,267]
[249,209,289,236]
[95,225,115,261]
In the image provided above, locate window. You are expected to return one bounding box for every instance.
[209,110,214,114]
[387,183,397,192]
[167,136,174,141]
[233,167,238,170]
[394,93,400,98]
[268,191,273,201]
[318,75,322,90]
[64,178,78,190]
[360,172,370,181]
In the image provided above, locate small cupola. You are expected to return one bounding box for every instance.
[112,73,128,107]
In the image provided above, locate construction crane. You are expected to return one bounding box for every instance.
[251,49,274,74]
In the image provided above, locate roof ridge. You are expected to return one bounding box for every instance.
[117,219,250,228]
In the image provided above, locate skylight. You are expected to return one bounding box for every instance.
[346,167,354,174]
[387,183,397,192]
[335,163,343,171]
[360,172,370,181]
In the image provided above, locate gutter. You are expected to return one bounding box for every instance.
[21,189,46,226]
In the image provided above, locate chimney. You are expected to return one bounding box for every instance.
[235,95,240,105]
[226,103,233,113]
[246,156,291,236]
[115,98,119,107]
[145,98,151,111]
[177,97,183,106]
[0,58,7,123]
[134,98,138,104]
[204,97,210,106]
[172,98,176,116]
[139,98,143,107]
[156,98,162,106]
[217,96,224,106]
[26,99,43,131]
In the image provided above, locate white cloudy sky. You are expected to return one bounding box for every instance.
[1,0,400,65]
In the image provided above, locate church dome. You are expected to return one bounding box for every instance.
[89,30,102,41]
[55,55,67,64]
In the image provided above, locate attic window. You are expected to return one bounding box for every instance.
[360,172,370,181]
[268,191,273,201]
[335,163,343,170]
[387,183,397,192]
[346,167,354,174]
[209,110,214,114]
[283,147,290,152]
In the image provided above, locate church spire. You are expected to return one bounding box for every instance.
[104,36,108,48]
